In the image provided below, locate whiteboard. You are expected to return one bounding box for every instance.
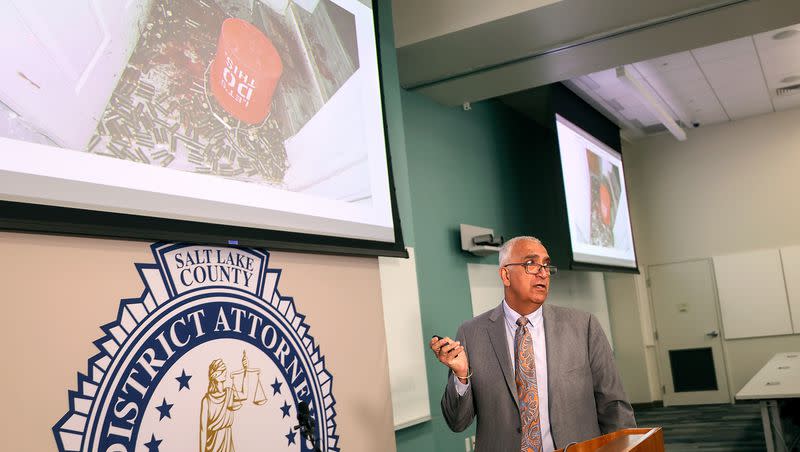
[466,263,614,348]
[779,245,800,334]
[466,263,504,316]
[713,249,793,339]
[378,248,431,429]
[548,270,614,349]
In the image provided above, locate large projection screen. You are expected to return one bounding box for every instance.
[0,0,404,255]
[555,114,637,269]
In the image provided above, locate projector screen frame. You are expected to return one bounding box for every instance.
[552,112,639,274]
[0,0,408,258]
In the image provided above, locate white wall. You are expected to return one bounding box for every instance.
[604,273,653,404]
[623,107,800,395]
[625,108,800,263]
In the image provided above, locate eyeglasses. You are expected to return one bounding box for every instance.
[503,260,558,275]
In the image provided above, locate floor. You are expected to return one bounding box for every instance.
[634,402,798,451]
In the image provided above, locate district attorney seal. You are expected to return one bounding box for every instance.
[54,243,338,452]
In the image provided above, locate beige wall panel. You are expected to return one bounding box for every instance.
[0,231,395,452]
[603,272,651,404]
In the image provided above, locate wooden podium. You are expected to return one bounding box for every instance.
[554,428,664,452]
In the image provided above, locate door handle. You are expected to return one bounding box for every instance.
[706,331,719,338]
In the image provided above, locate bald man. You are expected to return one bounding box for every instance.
[431,236,635,451]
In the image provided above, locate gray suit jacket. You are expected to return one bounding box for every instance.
[441,303,635,451]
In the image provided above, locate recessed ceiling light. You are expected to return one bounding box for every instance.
[772,29,799,40]
[780,75,800,84]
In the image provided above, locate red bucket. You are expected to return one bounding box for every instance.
[210,18,283,124]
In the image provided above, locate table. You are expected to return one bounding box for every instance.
[736,352,800,452]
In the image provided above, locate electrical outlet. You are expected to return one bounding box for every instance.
[464,435,476,451]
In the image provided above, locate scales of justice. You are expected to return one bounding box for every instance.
[231,350,269,405]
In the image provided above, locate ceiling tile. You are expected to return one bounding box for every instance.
[693,37,754,63]
[697,52,773,120]
[587,69,624,87]
[718,100,773,122]
[688,99,728,125]
[636,51,696,75]
[774,94,800,111]
[756,54,800,98]
[593,81,632,101]
[763,70,800,92]
[615,93,645,110]
[564,21,800,137]
[700,55,765,90]
[692,110,728,127]
[757,44,800,71]
[653,66,707,86]
[754,23,800,93]
[753,24,800,51]
[670,84,714,102]
[620,104,660,127]
[632,59,728,126]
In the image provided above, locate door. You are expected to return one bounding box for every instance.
[0,0,151,149]
[649,259,731,405]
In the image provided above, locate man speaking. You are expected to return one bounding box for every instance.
[430,236,635,451]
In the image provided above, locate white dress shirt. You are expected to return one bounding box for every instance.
[454,300,555,452]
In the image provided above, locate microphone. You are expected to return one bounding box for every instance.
[294,401,321,452]
[297,401,314,431]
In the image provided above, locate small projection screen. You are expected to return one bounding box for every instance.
[0,0,404,256]
[555,114,637,270]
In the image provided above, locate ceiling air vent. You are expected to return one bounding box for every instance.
[776,83,800,97]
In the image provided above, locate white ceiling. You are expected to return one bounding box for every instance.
[565,23,800,139]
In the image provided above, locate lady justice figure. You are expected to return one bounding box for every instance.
[199,354,249,451]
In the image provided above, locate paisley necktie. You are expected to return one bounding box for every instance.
[515,316,543,452]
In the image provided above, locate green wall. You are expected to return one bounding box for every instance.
[376,1,551,451]
[378,1,637,449]
[376,0,414,246]
[396,91,547,452]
